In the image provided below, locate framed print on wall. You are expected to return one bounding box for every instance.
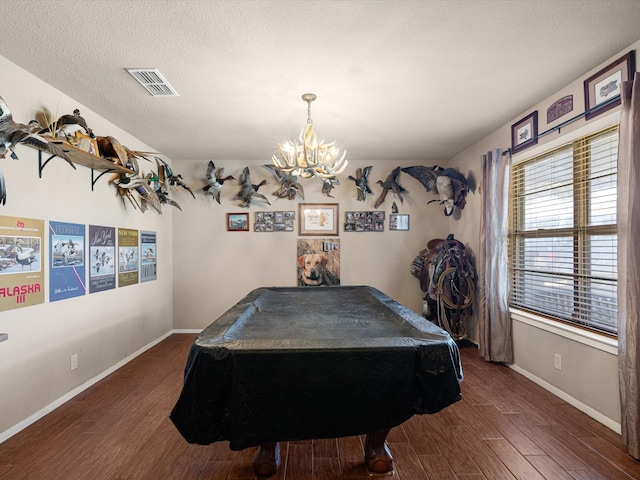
[389,213,410,231]
[511,111,538,154]
[299,203,339,236]
[584,50,635,120]
[226,213,249,231]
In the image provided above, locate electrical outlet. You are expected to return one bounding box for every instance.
[554,353,562,371]
[70,353,78,371]
[0,333,8,343]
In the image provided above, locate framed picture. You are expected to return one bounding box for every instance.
[254,211,295,232]
[389,213,410,231]
[226,213,249,231]
[511,111,538,154]
[299,203,339,236]
[584,50,635,120]
[344,211,385,232]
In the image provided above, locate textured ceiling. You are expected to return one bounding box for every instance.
[1,0,639,163]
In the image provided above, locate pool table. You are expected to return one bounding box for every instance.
[170,286,463,475]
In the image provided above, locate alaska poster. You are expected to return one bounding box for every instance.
[118,228,139,287]
[296,238,340,286]
[0,215,45,311]
[89,225,116,293]
[140,231,157,282]
[49,221,86,302]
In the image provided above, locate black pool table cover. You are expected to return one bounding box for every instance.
[170,286,463,450]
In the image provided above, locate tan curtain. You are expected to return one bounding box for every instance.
[478,149,513,363]
[618,76,640,459]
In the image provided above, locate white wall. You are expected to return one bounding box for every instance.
[446,39,640,431]
[0,56,174,440]
[172,158,452,330]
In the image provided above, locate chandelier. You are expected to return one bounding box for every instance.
[272,93,347,179]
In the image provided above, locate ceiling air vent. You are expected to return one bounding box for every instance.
[126,68,179,97]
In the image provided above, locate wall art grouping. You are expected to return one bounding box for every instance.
[344,210,385,232]
[254,211,295,232]
[0,215,156,312]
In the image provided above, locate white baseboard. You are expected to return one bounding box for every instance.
[0,330,175,444]
[508,363,621,434]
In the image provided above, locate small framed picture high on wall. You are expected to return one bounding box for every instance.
[389,213,410,231]
[511,111,538,154]
[226,213,249,231]
[584,50,635,120]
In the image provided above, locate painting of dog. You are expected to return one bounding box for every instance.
[297,239,340,287]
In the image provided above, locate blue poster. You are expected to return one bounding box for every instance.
[140,230,157,282]
[49,221,86,302]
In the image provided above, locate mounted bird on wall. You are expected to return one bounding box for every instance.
[321,176,339,198]
[234,166,270,208]
[373,166,407,209]
[37,107,94,140]
[401,165,471,216]
[263,164,304,201]
[96,135,128,166]
[0,96,73,163]
[0,95,75,205]
[111,159,163,214]
[155,157,194,199]
[148,157,193,211]
[347,166,373,202]
[203,161,235,204]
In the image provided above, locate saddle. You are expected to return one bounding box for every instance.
[411,234,477,339]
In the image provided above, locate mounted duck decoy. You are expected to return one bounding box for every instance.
[263,164,304,201]
[321,176,339,198]
[347,166,372,202]
[234,166,270,208]
[203,161,235,204]
[401,165,470,216]
[373,166,407,209]
[0,95,74,164]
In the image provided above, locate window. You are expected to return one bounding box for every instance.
[509,126,618,336]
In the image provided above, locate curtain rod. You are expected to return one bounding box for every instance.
[502,95,621,156]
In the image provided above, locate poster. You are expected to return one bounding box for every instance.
[140,230,157,282]
[49,221,86,302]
[296,238,340,286]
[118,228,139,287]
[0,215,45,311]
[89,225,116,293]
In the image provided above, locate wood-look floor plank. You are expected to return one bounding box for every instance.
[390,442,429,480]
[313,457,342,480]
[419,412,484,476]
[417,454,457,479]
[483,438,545,480]
[285,443,313,479]
[313,438,339,459]
[2,337,640,480]
[524,455,578,480]
[450,425,517,479]
[473,404,545,456]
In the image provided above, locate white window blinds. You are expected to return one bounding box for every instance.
[509,125,618,335]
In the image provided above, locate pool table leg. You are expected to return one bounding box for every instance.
[364,428,394,474]
[252,442,280,477]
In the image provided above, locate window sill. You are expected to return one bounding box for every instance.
[509,308,618,355]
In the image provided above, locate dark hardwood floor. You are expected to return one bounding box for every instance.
[1,333,639,479]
